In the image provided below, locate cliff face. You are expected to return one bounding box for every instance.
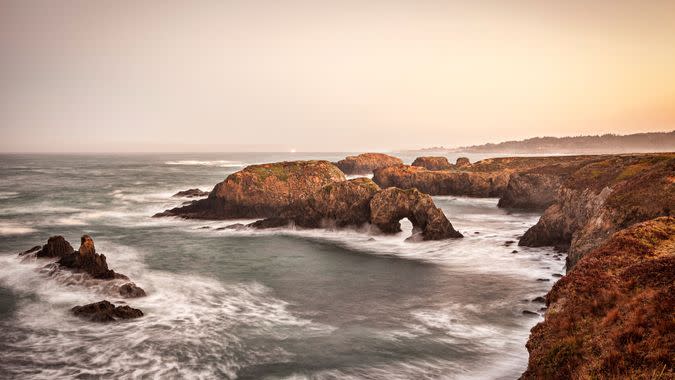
[156,160,346,219]
[520,154,675,268]
[521,217,675,379]
[250,179,463,240]
[335,153,403,175]
[373,165,510,197]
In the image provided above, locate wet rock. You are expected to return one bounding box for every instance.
[217,223,247,231]
[248,218,292,229]
[532,296,546,303]
[552,273,563,278]
[71,300,143,323]
[522,310,538,316]
[335,153,403,175]
[57,235,121,280]
[172,188,209,198]
[536,278,550,282]
[369,188,462,240]
[511,250,519,253]
[19,245,41,256]
[156,160,346,220]
[411,156,452,171]
[504,240,515,246]
[119,283,147,298]
[35,236,76,258]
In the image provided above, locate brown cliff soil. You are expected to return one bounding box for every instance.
[156,160,346,219]
[522,217,675,379]
[335,153,403,175]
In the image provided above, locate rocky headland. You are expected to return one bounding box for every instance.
[335,153,403,175]
[158,160,462,240]
[521,217,674,379]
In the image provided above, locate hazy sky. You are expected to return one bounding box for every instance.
[1,0,674,152]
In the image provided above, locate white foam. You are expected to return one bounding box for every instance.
[0,222,36,235]
[165,160,245,168]
[0,241,334,379]
[0,191,19,200]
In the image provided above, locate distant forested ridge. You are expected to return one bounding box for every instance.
[414,131,675,154]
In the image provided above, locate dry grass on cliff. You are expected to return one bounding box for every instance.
[522,217,675,380]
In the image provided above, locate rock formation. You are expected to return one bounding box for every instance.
[155,160,346,219]
[373,165,510,197]
[455,157,471,168]
[250,179,463,240]
[71,300,143,322]
[411,156,452,171]
[519,154,674,269]
[27,236,76,258]
[522,217,674,379]
[335,153,403,175]
[172,188,209,198]
[370,188,463,240]
[57,235,123,280]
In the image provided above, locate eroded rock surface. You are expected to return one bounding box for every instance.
[369,188,463,240]
[335,153,403,175]
[172,188,209,198]
[156,160,346,219]
[519,154,675,269]
[411,156,452,171]
[58,235,122,280]
[71,300,143,323]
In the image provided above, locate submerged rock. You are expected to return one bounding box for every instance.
[119,282,147,298]
[156,160,346,220]
[71,300,143,323]
[335,153,403,175]
[172,188,209,198]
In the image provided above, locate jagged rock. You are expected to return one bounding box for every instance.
[34,236,76,258]
[335,153,403,175]
[172,188,209,198]
[119,283,147,298]
[369,188,463,240]
[519,154,675,269]
[71,300,143,322]
[522,217,675,379]
[155,160,346,219]
[19,245,41,256]
[57,235,123,280]
[411,156,452,171]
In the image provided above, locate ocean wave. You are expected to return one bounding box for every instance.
[165,160,245,168]
[0,191,20,200]
[0,242,334,379]
[0,222,36,235]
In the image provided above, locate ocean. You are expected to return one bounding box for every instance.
[0,153,563,379]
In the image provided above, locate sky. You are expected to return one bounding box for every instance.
[1,0,674,152]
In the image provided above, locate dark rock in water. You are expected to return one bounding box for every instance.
[539,307,548,312]
[216,223,247,231]
[522,310,539,316]
[35,236,76,258]
[370,187,463,240]
[411,156,452,171]
[19,245,41,256]
[119,283,146,298]
[532,296,546,303]
[511,250,519,253]
[552,273,563,278]
[504,240,515,246]
[474,231,480,234]
[173,188,209,198]
[335,153,403,175]
[248,218,291,229]
[71,300,143,322]
[199,226,211,229]
[57,235,121,280]
[536,278,550,282]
